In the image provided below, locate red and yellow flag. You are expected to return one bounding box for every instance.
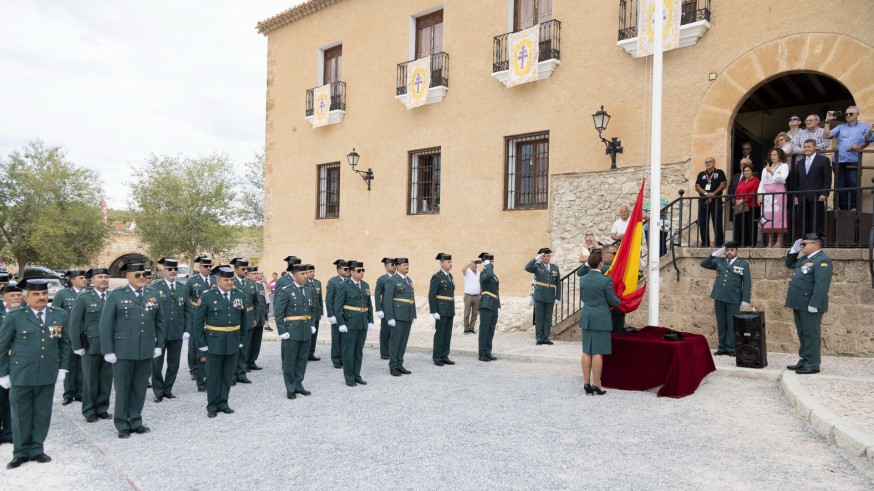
[606,179,647,313]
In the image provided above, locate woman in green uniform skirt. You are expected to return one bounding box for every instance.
[578,250,620,395]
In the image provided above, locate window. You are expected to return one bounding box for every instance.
[317,163,340,219]
[323,45,342,85]
[409,148,441,215]
[514,0,552,30]
[506,133,549,210]
[415,10,443,58]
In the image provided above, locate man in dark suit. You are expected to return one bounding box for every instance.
[794,139,832,238]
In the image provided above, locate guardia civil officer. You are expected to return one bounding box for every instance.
[69,268,113,423]
[246,266,268,371]
[0,279,70,469]
[429,253,456,366]
[0,285,24,445]
[525,247,561,345]
[275,256,302,364]
[0,272,11,310]
[335,261,374,386]
[478,253,500,362]
[785,233,833,375]
[230,258,258,384]
[305,264,324,361]
[194,265,251,418]
[186,256,214,391]
[99,262,165,439]
[150,258,191,402]
[326,259,351,369]
[700,241,752,356]
[384,258,416,376]
[374,258,396,360]
[55,270,87,406]
[275,264,317,398]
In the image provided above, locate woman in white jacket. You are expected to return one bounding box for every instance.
[757,147,790,247]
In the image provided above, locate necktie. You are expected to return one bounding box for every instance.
[37,311,44,325]
[170,283,175,295]
[299,286,305,296]
[448,273,454,284]
[135,289,142,299]
[406,277,412,287]
[225,292,231,303]
[100,293,106,302]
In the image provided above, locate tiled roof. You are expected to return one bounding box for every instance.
[256,0,345,36]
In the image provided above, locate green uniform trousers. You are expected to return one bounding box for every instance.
[342,330,367,382]
[282,338,311,395]
[330,323,346,364]
[0,387,12,443]
[187,340,198,374]
[388,321,412,370]
[379,318,390,358]
[478,310,498,357]
[112,359,150,431]
[433,315,453,362]
[62,350,83,400]
[81,353,113,419]
[533,300,553,343]
[152,339,183,398]
[793,309,823,370]
[10,384,54,458]
[308,323,321,357]
[246,325,264,369]
[714,300,739,352]
[206,352,237,413]
[234,341,250,381]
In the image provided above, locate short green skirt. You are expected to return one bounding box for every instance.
[582,329,612,355]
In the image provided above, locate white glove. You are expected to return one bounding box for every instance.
[535,253,544,262]
[554,300,560,306]
[153,347,162,358]
[239,344,243,348]
[740,302,751,311]
[484,260,491,265]
[388,319,396,327]
[198,346,208,352]
[328,316,337,324]
[0,375,9,389]
[808,305,818,313]
[104,353,117,364]
[432,313,440,320]
[498,308,502,316]
[74,348,86,356]
[367,323,374,331]
[411,318,416,325]
[279,332,290,340]
[339,325,348,333]
[376,311,384,319]
[790,239,803,254]
[57,369,67,383]
[310,326,316,334]
[182,332,190,340]
[711,247,726,257]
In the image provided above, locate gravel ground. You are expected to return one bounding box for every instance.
[0,339,871,490]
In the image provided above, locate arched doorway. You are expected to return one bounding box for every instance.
[109,253,150,277]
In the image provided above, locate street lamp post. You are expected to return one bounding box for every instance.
[347,148,374,190]
[592,105,623,170]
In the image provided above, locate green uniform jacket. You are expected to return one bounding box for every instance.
[579,271,621,331]
[275,274,294,293]
[69,289,107,354]
[374,273,392,314]
[0,306,71,385]
[334,280,374,329]
[525,259,561,302]
[576,264,591,277]
[784,251,833,312]
[700,256,752,305]
[150,280,191,340]
[53,287,84,313]
[479,264,501,311]
[254,282,268,325]
[186,274,214,309]
[233,277,258,327]
[193,287,251,356]
[325,275,346,319]
[428,271,456,316]
[383,275,416,322]
[98,286,166,360]
[306,278,324,320]
[274,283,318,341]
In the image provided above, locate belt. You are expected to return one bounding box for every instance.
[464,293,481,296]
[343,305,369,312]
[246,307,254,312]
[205,324,240,332]
[482,291,499,299]
[393,298,414,304]
[435,295,453,301]
[284,315,311,321]
[534,281,555,289]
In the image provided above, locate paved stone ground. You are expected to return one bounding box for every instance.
[1,331,872,489]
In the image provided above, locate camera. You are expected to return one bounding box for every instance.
[829,110,843,120]
[474,259,482,264]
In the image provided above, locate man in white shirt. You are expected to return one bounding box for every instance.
[461,259,481,334]
[610,204,631,242]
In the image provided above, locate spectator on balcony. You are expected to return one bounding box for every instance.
[733,162,761,247]
[758,147,790,248]
[794,139,831,238]
[695,157,727,247]
[787,115,803,144]
[775,132,794,162]
[584,232,603,252]
[609,204,630,243]
[824,107,870,211]
[792,114,829,156]
[728,144,753,220]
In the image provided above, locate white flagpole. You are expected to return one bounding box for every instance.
[648,3,664,327]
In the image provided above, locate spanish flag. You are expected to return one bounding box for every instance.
[605,179,647,313]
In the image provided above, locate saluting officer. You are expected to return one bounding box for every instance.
[784,233,833,375]
[150,258,190,402]
[384,257,415,376]
[700,241,752,356]
[0,279,70,469]
[193,265,251,418]
[246,266,268,371]
[335,261,374,386]
[69,268,113,423]
[429,253,456,366]
[525,247,561,345]
[0,285,24,445]
[374,258,396,360]
[275,264,317,398]
[478,253,500,362]
[229,258,257,385]
[55,270,87,406]
[305,264,324,362]
[326,259,351,369]
[186,256,214,391]
[99,262,165,439]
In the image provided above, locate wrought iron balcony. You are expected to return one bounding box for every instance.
[618,0,711,43]
[396,52,449,96]
[305,81,346,127]
[492,19,561,73]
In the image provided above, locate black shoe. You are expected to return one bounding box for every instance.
[287,393,296,400]
[346,381,357,387]
[434,361,445,366]
[398,367,411,374]
[443,359,455,365]
[208,411,217,418]
[238,378,252,384]
[249,365,263,370]
[713,350,729,356]
[32,453,51,464]
[354,379,367,385]
[62,397,74,406]
[380,356,389,360]
[297,389,312,396]
[333,362,343,369]
[390,369,402,377]
[74,396,83,402]
[536,341,544,345]
[7,457,28,469]
[198,387,207,392]
[584,384,595,395]
[132,426,151,434]
[147,382,152,389]
[220,408,234,414]
[190,373,198,380]
[164,393,176,399]
[118,430,131,439]
[487,355,497,361]
[308,355,321,361]
[795,368,820,375]
[479,356,491,362]
[545,340,554,345]
[245,368,251,372]
[154,396,163,403]
[787,360,804,370]
[727,351,736,357]
[97,412,112,420]
[592,386,607,395]
[86,415,99,423]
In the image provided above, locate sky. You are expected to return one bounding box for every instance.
[0,0,305,208]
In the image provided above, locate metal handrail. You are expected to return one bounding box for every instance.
[396,52,450,96]
[305,81,346,117]
[492,19,561,73]
[618,0,712,41]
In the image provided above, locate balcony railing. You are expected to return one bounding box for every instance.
[305,81,346,117]
[492,19,561,73]
[396,52,449,96]
[618,0,711,41]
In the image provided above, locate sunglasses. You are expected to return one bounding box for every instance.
[340,267,349,271]
[846,112,856,116]
[132,273,145,278]
[355,269,365,273]
[165,267,178,271]
[800,241,817,246]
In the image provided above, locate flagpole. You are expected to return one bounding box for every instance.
[648,3,664,327]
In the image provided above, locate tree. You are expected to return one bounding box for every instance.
[0,140,109,272]
[237,149,264,227]
[128,154,238,266]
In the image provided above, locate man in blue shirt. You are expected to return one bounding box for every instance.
[824,107,870,211]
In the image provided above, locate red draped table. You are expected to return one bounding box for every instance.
[601,326,716,398]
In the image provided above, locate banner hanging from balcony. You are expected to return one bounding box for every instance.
[636,0,681,58]
[312,84,331,127]
[506,25,539,87]
[405,56,431,110]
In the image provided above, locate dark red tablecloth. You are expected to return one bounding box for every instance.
[601,326,716,398]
